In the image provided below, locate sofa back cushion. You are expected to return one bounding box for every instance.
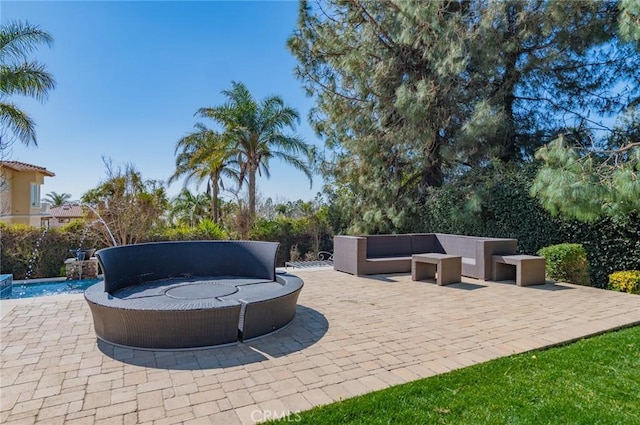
[410,233,438,254]
[366,235,413,258]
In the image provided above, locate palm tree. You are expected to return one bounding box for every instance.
[169,188,210,227]
[0,20,56,148]
[169,123,238,223]
[43,191,71,207]
[198,81,314,219]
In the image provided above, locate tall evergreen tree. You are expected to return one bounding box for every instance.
[289,1,468,232]
[288,0,639,232]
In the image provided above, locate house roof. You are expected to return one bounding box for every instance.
[0,161,55,177]
[49,204,84,218]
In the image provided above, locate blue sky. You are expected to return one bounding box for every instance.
[2,0,323,203]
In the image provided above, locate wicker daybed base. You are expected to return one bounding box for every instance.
[85,275,303,349]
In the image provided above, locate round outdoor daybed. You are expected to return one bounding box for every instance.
[84,241,303,349]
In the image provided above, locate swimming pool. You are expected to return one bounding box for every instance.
[7,278,102,299]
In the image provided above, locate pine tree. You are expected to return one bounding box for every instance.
[531,1,640,222]
[289,0,638,232]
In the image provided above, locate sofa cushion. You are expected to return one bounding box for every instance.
[367,256,413,263]
[365,256,412,274]
[366,235,413,258]
[410,233,439,254]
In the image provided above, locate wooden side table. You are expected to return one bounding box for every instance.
[412,253,462,286]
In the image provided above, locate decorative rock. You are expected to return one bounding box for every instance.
[65,258,99,280]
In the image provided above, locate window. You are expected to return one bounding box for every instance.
[30,183,40,207]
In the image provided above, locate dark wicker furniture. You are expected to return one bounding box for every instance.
[85,241,303,349]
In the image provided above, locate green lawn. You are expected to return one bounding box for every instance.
[273,325,640,424]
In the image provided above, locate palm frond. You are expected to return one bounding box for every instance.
[0,62,57,101]
[0,101,36,145]
[0,20,55,147]
[271,151,314,185]
[0,21,54,62]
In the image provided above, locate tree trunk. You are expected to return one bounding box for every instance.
[422,134,444,188]
[422,161,443,188]
[498,3,521,162]
[248,169,256,219]
[210,173,220,224]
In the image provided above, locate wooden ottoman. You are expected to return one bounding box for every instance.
[412,253,462,286]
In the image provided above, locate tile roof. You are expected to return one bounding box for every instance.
[49,204,84,218]
[0,161,55,176]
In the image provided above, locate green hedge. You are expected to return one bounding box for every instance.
[0,215,333,278]
[560,214,640,289]
[0,223,102,280]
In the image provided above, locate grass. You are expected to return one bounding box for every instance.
[273,325,640,424]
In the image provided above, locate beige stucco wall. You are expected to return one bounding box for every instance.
[0,168,48,227]
[12,172,31,215]
[0,168,13,217]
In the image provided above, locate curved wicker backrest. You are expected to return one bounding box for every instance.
[96,241,279,293]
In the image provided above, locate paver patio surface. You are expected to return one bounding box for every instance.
[2,268,639,424]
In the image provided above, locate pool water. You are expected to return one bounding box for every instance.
[8,279,102,299]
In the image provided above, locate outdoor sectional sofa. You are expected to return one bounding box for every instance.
[84,240,303,349]
[333,233,517,280]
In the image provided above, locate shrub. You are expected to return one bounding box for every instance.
[145,222,226,242]
[538,243,591,286]
[608,270,640,294]
[250,217,333,266]
[0,223,104,279]
[195,219,227,240]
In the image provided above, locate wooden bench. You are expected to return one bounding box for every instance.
[412,253,462,286]
[492,255,546,287]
